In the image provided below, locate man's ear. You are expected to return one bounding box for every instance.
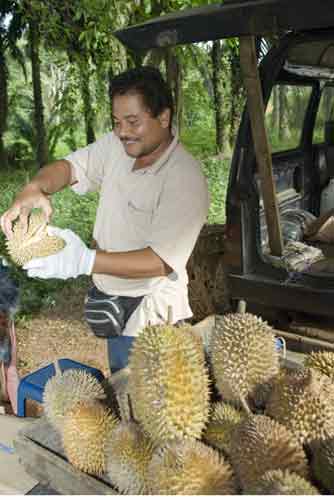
[158,108,171,129]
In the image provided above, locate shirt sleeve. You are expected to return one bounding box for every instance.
[65,132,116,195]
[147,161,210,275]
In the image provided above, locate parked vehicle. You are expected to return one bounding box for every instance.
[115,0,334,328]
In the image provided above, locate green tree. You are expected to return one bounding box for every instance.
[0,0,24,168]
[27,15,48,166]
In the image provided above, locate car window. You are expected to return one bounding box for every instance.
[313,85,334,144]
[265,84,313,153]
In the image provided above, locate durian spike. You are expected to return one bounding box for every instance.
[148,439,237,494]
[229,414,309,491]
[43,369,106,430]
[105,421,154,494]
[210,312,279,407]
[128,323,210,445]
[62,400,119,475]
[266,367,334,446]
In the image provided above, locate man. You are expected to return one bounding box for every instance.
[0,67,209,372]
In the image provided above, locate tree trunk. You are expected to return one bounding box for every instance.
[78,56,95,145]
[211,40,227,155]
[229,47,244,148]
[278,85,287,142]
[0,46,8,169]
[165,50,183,131]
[271,85,279,130]
[29,21,48,168]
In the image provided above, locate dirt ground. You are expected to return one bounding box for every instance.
[15,286,110,380]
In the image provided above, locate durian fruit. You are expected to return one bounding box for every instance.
[43,368,106,430]
[266,367,334,445]
[246,469,319,495]
[229,414,309,491]
[209,313,279,408]
[305,350,334,380]
[106,422,154,494]
[62,400,118,475]
[203,401,244,456]
[128,324,210,446]
[6,211,65,266]
[147,439,237,494]
[311,433,334,493]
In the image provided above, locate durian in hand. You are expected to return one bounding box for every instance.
[246,469,319,495]
[311,433,334,493]
[305,350,334,380]
[6,211,65,266]
[128,324,210,446]
[229,414,309,491]
[62,400,118,475]
[203,401,244,456]
[266,367,334,445]
[147,439,237,495]
[210,313,279,407]
[106,422,154,494]
[43,368,106,430]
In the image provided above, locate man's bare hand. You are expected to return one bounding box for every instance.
[0,183,53,239]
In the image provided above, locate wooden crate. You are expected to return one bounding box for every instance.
[14,366,134,495]
[15,417,118,495]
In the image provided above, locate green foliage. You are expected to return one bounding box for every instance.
[0,0,235,317]
[265,84,313,153]
[201,157,230,224]
[181,126,216,158]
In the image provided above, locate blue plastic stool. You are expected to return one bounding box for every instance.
[17,358,105,417]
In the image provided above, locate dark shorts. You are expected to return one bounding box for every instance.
[84,285,143,338]
[84,285,144,373]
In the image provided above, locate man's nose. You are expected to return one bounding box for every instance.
[117,122,131,138]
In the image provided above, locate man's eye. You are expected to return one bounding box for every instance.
[128,120,139,126]
[114,122,120,128]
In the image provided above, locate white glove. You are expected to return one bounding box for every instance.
[23,227,96,280]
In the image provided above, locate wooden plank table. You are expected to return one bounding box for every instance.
[15,417,118,495]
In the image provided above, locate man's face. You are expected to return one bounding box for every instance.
[112,92,171,162]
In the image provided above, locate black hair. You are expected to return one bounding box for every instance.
[110,66,174,127]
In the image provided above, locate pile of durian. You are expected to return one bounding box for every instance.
[43,313,334,494]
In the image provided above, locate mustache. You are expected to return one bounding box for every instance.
[121,137,138,142]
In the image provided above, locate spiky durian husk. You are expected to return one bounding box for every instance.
[106,422,154,494]
[305,351,334,380]
[311,434,334,493]
[203,402,244,455]
[266,367,334,445]
[229,414,309,491]
[246,469,319,495]
[62,400,118,475]
[128,324,210,446]
[209,313,279,406]
[43,369,105,430]
[147,439,237,494]
[6,211,65,266]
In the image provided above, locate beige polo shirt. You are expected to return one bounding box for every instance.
[65,130,209,335]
